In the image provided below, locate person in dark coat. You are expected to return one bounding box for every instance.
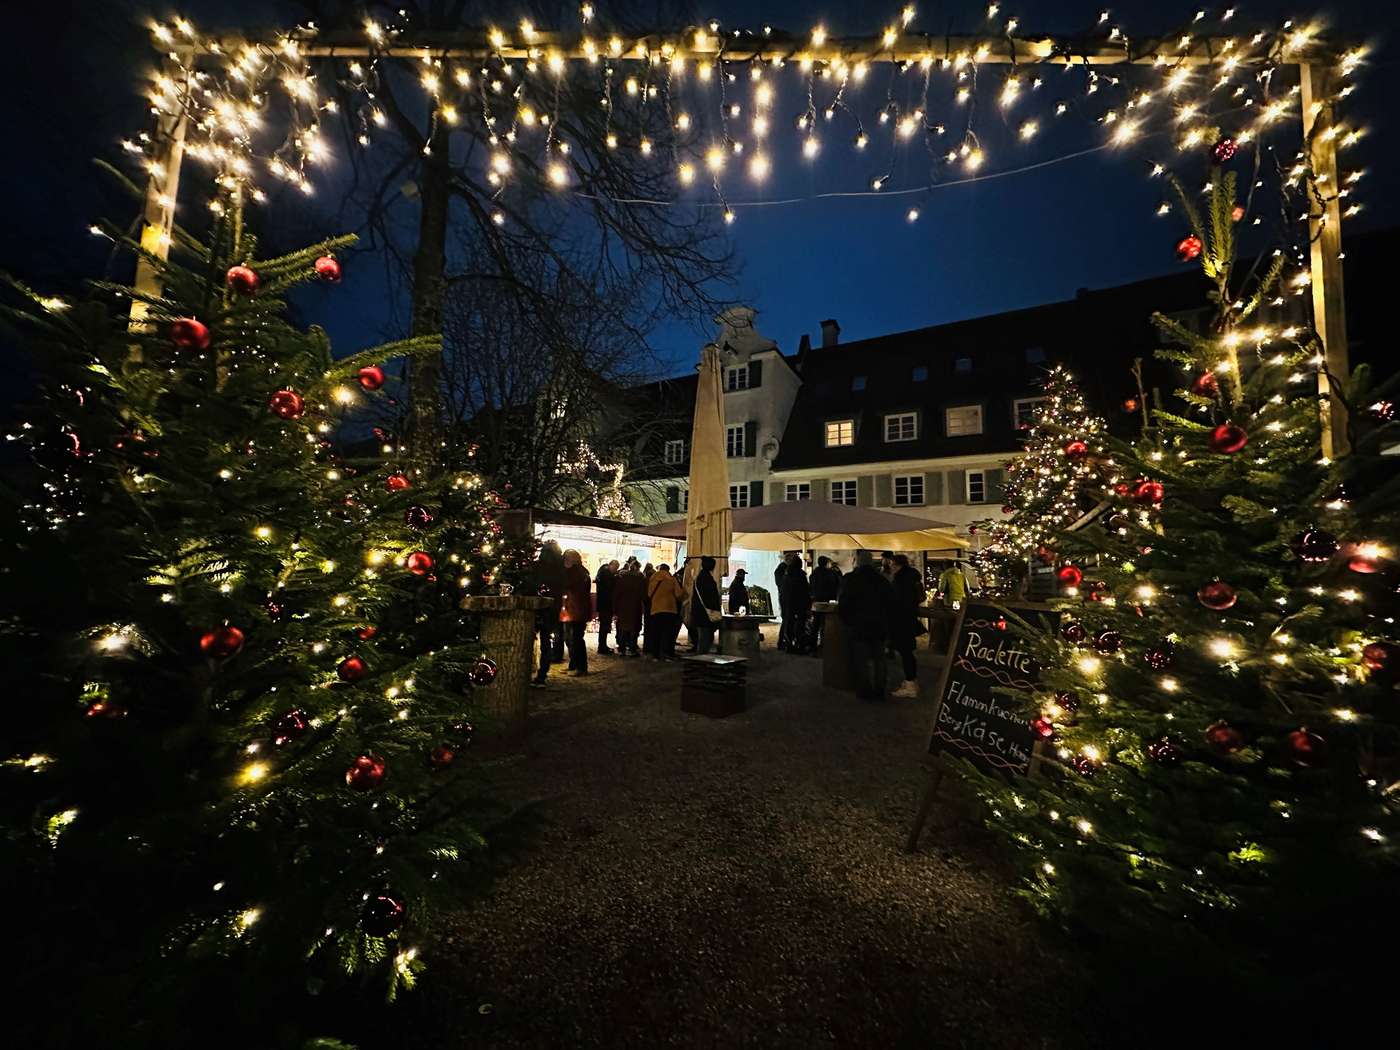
[728,568,749,613]
[779,554,812,655]
[889,553,923,698]
[809,555,840,650]
[838,550,896,700]
[612,559,646,656]
[687,556,723,655]
[531,540,567,686]
[560,549,593,675]
[595,559,619,655]
[774,558,789,649]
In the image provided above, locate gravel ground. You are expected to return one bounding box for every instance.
[392,629,1096,1049]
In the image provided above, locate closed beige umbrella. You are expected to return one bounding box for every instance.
[682,343,733,593]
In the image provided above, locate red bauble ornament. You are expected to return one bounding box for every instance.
[1054,691,1080,713]
[1361,642,1394,671]
[1147,738,1181,765]
[337,655,368,682]
[170,317,211,350]
[1061,620,1087,643]
[1348,552,1382,574]
[404,505,434,529]
[1197,580,1238,611]
[1030,717,1055,741]
[1205,722,1245,753]
[994,616,1008,631]
[469,658,499,686]
[1285,728,1325,767]
[405,551,434,576]
[314,254,342,282]
[1086,581,1110,603]
[429,744,457,769]
[1175,234,1203,262]
[225,264,260,294]
[1063,440,1090,462]
[1209,423,1248,454]
[1001,504,1015,515]
[269,389,306,420]
[1211,137,1238,164]
[199,624,245,659]
[1131,480,1164,506]
[357,365,386,391]
[1144,643,1175,670]
[86,700,129,720]
[360,893,405,936]
[1071,754,1098,777]
[1056,565,1084,588]
[272,709,309,746]
[1121,396,1140,413]
[448,720,476,743]
[344,753,386,791]
[355,625,379,641]
[385,472,411,492]
[1094,629,1122,654]
[1231,204,1246,223]
[1113,482,1131,496]
[1190,371,1218,397]
[1290,527,1339,563]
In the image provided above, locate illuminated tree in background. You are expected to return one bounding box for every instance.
[971,365,1111,596]
[1,197,525,1044]
[961,163,1400,1013]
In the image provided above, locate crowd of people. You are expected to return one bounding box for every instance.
[529,539,973,701]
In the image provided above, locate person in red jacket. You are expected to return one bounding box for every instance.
[561,549,593,676]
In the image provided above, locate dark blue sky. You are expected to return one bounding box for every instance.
[4,1,1394,380]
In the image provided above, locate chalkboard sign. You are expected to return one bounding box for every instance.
[925,600,1057,778]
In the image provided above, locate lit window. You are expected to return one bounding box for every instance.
[851,375,867,391]
[725,424,746,457]
[911,365,929,382]
[664,439,685,465]
[894,474,924,506]
[825,419,855,447]
[967,471,987,503]
[729,483,750,508]
[725,364,750,391]
[785,482,812,502]
[884,412,918,442]
[1013,397,1047,429]
[830,479,857,506]
[945,405,983,436]
[954,357,973,374]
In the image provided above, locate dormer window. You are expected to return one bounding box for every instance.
[851,375,867,392]
[825,419,855,447]
[664,439,686,465]
[725,364,750,391]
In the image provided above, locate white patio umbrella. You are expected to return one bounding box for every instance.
[681,343,733,591]
[638,501,967,558]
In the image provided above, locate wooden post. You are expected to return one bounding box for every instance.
[1300,61,1350,459]
[128,82,189,349]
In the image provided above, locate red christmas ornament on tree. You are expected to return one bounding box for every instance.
[1144,643,1175,670]
[272,709,309,746]
[1285,728,1326,767]
[268,389,306,420]
[345,753,387,791]
[1061,620,1087,643]
[86,700,129,719]
[385,473,411,492]
[1191,371,1218,397]
[1205,721,1245,753]
[357,365,386,391]
[1094,629,1122,654]
[1231,204,1246,223]
[1063,439,1090,462]
[360,893,405,936]
[1030,717,1055,741]
[429,743,457,769]
[1113,481,1131,496]
[337,654,368,682]
[170,317,211,350]
[314,254,342,282]
[1054,691,1080,713]
[1291,527,1338,563]
[405,551,434,576]
[1211,137,1238,164]
[469,657,499,686]
[1361,641,1394,671]
[448,720,476,743]
[1175,234,1203,262]
[1209,423,1248,454]
[1001,504,1015,515]
[1087,581,1110,602]
[1147,738,1181,765]
[225,264,260,294]
[355,625,379,641]
[1131,479,1164,506]
[1071,754,1098,777]
[199,624,245,658]
[1121,396,1140,413]
[1056,565,1084,588]
[404,505,434,529]
[1197,580,1238,610]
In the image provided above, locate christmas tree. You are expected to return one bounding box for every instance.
[970,365,1111,597]
[960,166,1400,1014]
[2,195,522,1044]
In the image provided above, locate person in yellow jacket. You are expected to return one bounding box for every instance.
[645,563,684,660]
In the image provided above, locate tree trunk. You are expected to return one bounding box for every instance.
[409,122,451,461]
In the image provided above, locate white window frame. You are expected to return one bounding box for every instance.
[824,419,855,447]
[945,404,984,436]
[725,364,750,391]
[1013,397,1047,429]
[664,439,685,465]
[966,471,987,504]
[893,474,924,506]
[830,479,857,506]
[680,489,690,512]
[729,483,750,508]
[884,412,918,442]
[785,482,812,502]
[725,423,746,458]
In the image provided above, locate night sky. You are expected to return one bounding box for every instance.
[4,0,1395,382]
